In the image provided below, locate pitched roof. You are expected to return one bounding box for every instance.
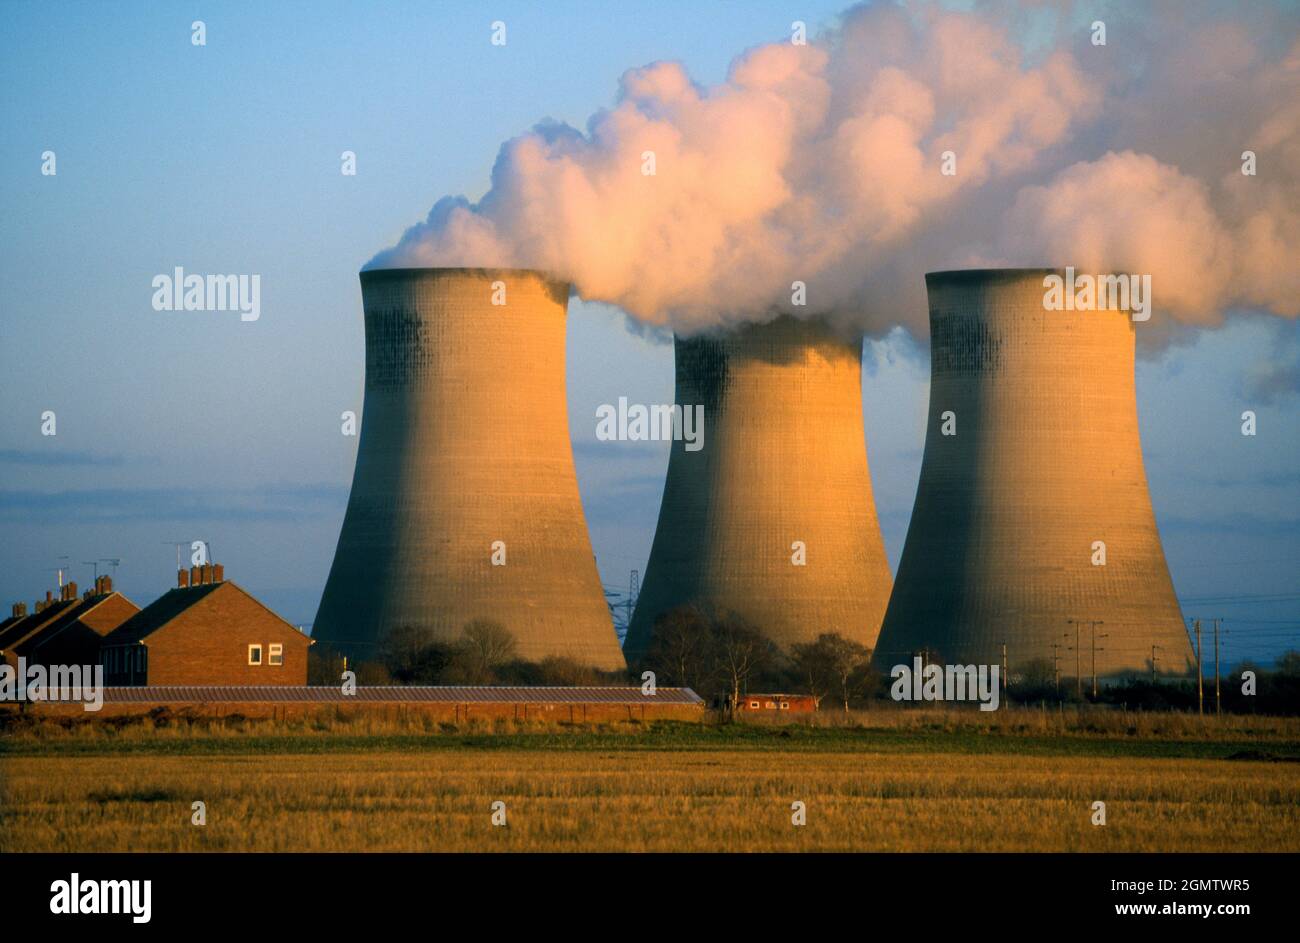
[100,582,224,645]
[96,685,704,704]
[0,599,82,653]
[27,592,138,653]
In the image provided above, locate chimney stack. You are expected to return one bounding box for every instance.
[11,602,26,619]
[213,563,224,582]
[178,568,189,588]
[190,565,201,586]
[201,563,213,585]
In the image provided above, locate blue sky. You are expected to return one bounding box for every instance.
[1,1,1296,667]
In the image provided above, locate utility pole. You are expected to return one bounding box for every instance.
[628,569,639,629]
[1089,621,1107,699]
[1194,618,1203,716]
[1001,642,1008,699]
[1065,621,1082,698]
[1151,644,1159,684]
[1052,641,1060,695]
[1212,618,1222,716]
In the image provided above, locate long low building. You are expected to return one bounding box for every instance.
[18,685,706,723]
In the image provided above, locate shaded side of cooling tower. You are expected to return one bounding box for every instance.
[312,268,625,671]
[624,315,894,662]
[875,269,1193,678]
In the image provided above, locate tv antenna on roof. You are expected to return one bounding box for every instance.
[82,560,101,581]
[163,540,210,570]
[101,558,122,578]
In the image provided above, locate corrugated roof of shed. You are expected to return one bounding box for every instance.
[99,685,703,705]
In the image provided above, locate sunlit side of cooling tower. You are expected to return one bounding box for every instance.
[624,315,894,662]
[313,268,625,670]
[875,269,1194,677]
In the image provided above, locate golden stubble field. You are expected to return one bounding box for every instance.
[3,745,1298,852]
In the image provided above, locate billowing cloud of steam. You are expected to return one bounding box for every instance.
[368,1,1300,340]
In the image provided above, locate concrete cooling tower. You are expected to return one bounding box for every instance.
[313,268,625,671]
[624,315,894,663]
[875,269,1194,678]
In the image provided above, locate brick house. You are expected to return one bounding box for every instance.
[99,565,312,686]
[24,577,140,669]
[0,583,90,670]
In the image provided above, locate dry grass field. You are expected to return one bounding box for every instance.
[2,709,1298,852]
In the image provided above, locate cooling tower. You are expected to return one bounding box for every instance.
[875,269,1194,678]
[313,268,625,671]
[624,315,894,662]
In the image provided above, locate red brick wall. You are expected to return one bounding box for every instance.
[143,584,311,686]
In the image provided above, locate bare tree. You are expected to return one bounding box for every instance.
[708,616,776,714]
[789,636,834,707]
[792,633,873,712]
[646,605,710,687]
[381,623,453,684]
[453,620,517,684]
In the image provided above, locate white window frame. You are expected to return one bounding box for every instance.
[248,643,263,665]
[748,700,760,710]
[268,643,283,666]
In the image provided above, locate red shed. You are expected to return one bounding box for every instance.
[735,693,819,713]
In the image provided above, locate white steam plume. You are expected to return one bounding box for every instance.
[368,1,1299,339]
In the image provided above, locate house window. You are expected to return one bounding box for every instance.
[248,644,263,665]
[748,700,760,709]
[780,702,790,710]
[269,643,283,666]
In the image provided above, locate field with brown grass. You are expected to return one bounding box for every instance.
[2,708,1298,852]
